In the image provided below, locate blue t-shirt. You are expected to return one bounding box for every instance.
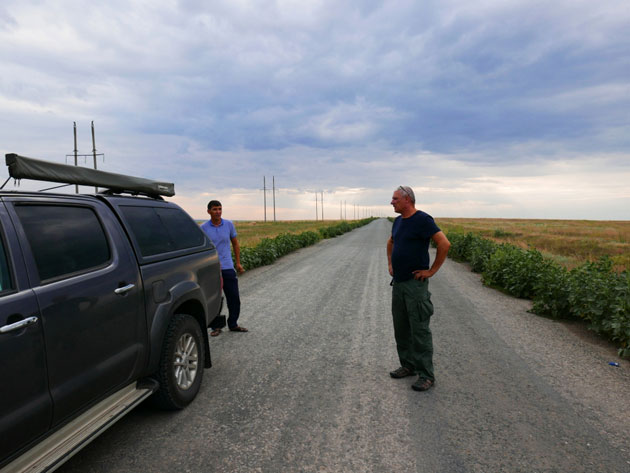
[391,211,441,282]
[200,219,237,270]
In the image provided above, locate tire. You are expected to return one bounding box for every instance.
[152,314,205,410]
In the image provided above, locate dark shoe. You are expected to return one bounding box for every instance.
[389,366,415,378]
[210,328,222,337]
[411,377,434,392]
[229,326,248,332]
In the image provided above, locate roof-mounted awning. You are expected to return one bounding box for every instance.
[5,153,175,197]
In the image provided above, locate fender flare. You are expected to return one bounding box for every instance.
[147,281,210,374]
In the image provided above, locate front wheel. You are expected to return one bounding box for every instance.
[152,314,205,410]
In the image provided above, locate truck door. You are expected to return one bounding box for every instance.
[7,199,146,425]
[0,204,52,464]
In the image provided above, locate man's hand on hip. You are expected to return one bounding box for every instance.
[412,269,433,281]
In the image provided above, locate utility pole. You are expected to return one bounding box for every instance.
[272,176,276,222]
[73,122,79,193]
[263,176,267,222]
[315,192,318,221]
[91,121,98,192]
[68,122,104,194]
[321,191,324,221]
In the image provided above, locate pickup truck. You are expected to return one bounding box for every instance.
[0,154,223,472]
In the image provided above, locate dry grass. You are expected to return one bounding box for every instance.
[197,220,353,247]
[436,218,630,270]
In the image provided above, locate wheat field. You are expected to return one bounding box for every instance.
[436,218,630,270]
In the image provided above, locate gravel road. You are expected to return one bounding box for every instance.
[60,218,630,473]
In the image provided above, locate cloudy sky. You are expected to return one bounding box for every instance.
[1,0,628,220]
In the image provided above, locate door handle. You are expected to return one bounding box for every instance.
[0,316,38,334]
[114,283,135,295]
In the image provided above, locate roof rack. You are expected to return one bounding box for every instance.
[4,153,175,198]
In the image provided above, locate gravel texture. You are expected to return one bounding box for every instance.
[60,218,630,473]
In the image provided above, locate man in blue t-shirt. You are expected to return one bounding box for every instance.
[201,200,248,336]
[387,186,450,391]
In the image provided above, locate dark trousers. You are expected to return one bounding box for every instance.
[222,268,241,329]
[391,278,435,381]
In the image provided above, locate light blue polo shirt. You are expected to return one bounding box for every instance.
[200,218,237,270]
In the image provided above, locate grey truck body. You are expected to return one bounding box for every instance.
[0,155,222,472]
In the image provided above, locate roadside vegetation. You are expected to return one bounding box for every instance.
[432,218,630,358]
[233,220,358,247]
[235,219,376,271]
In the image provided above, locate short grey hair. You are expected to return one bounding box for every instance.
[396,185,415,204]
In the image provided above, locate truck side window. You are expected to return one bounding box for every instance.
[0,231,12,293]
[155,208,205,249]
[120,206,204,257]
[15,205,111,282]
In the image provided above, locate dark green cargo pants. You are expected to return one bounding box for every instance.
[391,278,435,381]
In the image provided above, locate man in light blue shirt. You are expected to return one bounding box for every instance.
[201,200,248,336]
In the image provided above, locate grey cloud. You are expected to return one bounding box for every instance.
[1,0,629,220]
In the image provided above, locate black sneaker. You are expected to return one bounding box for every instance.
[411,377,434,391]
[389,366,415,378]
